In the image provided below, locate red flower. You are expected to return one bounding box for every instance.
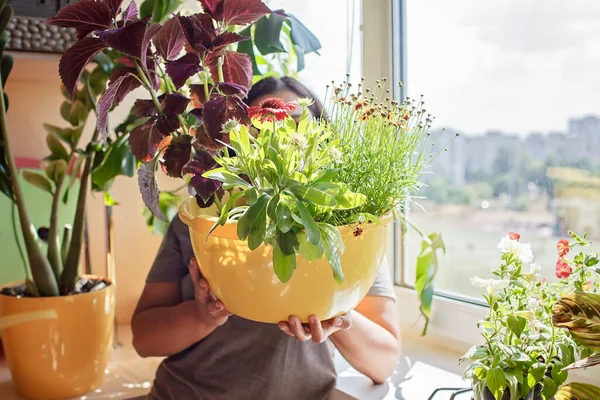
[508,232,521,241]
[557,239,570,257]
[555,258,572,279]
[247,98,298,122]
[353,227,363,237]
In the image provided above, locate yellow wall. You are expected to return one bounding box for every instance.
[6,52,182,324]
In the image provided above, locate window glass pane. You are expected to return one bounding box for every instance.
[403,0,600,297]
[266,0,362,99]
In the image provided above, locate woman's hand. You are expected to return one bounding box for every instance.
[188,258,231,328]
[278,314,352,343]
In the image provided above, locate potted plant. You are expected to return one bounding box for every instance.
[0,2,139,398]
[460,231,599,400]
[48,0,449,324]
[550,232,600,399]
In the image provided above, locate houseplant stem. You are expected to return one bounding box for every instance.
[0,72,59,296]
[47,179,64,281]
[60,129,99,293]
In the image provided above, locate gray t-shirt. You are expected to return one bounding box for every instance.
[146,215,395,400]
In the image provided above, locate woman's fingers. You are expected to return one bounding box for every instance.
[286,316,311,341]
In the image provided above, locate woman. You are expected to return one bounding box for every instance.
[131,76,401,400]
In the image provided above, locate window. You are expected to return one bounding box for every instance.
[399,0,600,299]
[266,0,363,101]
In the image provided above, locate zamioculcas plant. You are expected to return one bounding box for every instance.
[0,0,135,296]
[553,292,600,400]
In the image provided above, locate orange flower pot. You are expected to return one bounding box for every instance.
[0,277,115,400]
[179,197,391,323]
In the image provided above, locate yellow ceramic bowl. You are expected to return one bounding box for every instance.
[0,276,115,400]
[179,197,391,323]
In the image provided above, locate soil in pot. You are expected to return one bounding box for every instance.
[0,277,108,297]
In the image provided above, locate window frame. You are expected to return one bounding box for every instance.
[379,2,600,385]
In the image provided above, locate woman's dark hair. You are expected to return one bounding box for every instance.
[244,76,327,120]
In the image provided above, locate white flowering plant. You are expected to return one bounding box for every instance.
[460,232,600,400]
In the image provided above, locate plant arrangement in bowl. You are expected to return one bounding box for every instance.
[48,0,449,324]
[460,231,600,400]
[179,79,450,323]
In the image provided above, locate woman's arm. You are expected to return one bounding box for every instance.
[279,295,401,384]
[131,260,230,358]
[329,296,401,384]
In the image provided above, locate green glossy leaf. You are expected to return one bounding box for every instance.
[46,134,70,162]
[204,169,252,189]
[276,229,299,256]
[288,185,336,207]
[254,14,286,54]
[319,223,344,283]
[1,54,12,87]
[459,345,489,363]
[22,170,53,194]
[273,242,296,283]
[45,160,67,184]
[207,191,246,238]
[297,231,324,261]
[288,15,322,54]
[69,100,88,126]
[542,376,557,399]
[551,362,568,387]
[60,101,72,122]
[507,316,526,338]
[91,133,135,191]
[332,190,367,210]
[0,4,12,39]
[486,367,506,400]
[527,363,546,388]
[276,197,293,233]
[295,198,319,245]
[43,124,83,148]
[104,191,117,206]
[237,193,270,243]
[236,25,261,76]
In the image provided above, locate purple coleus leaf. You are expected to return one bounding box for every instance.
[46,0,113,40]
[165,53,203,89]
[97,15,151,58]
[153,18,185,61]
[222,0,271,26]
[207,50,253,89]
[161,135,193,178]
[59,37,107,99]
[217,82,249,98]
[190,84,214,107]
[176,13,217,57]
[106,0,125,17]
[212,32,249,50]
[108,66,141,104]
[163,93,191,115]
[202,94,250,147]
[97,74,139,138]
[138,159,167,221]
[129,120,164,162]
[155,93,191,134]
[133,99,158,117]
[123,0,138,23]
[183,149,221,204]
[141,24,161,68]
[198,0,224,22]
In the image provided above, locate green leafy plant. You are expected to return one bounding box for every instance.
[325,79,455,334]
[460,232,599,400]
[0,2,134,296]
[205,99,366,282]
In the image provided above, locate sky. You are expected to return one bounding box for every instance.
[405,0,600,135]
